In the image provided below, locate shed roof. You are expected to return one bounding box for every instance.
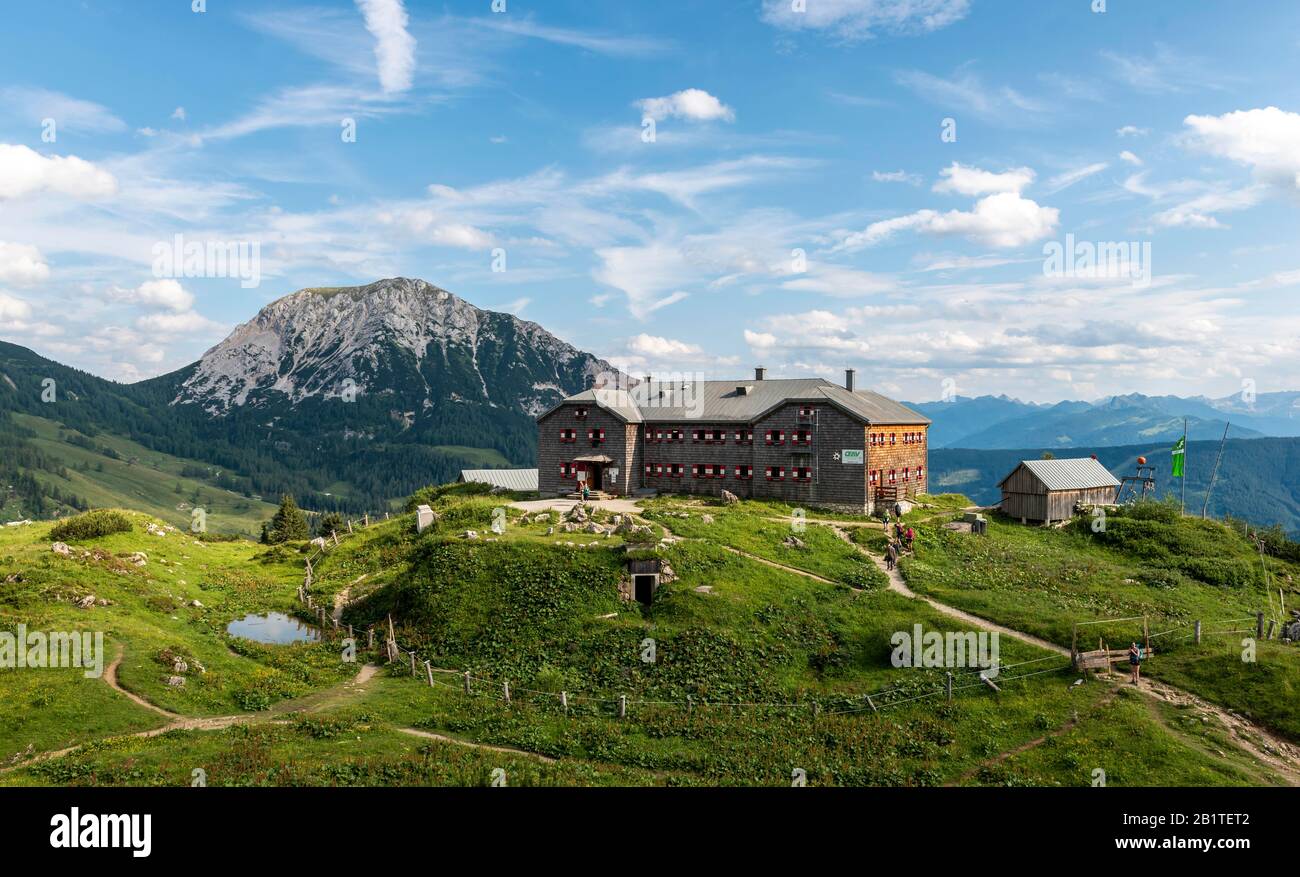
[458,468,538,491]
[998,458,1121,492]
[537,378,929,426]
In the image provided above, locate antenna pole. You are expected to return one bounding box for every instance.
[1180,417,1187,515]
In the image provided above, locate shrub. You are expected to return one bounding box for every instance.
[49,510,132,541]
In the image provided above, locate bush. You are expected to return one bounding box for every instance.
[49,510,132,541]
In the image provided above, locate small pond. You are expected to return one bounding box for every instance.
[226,611,321,644]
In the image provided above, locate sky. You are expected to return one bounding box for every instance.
[0,0,1298,404]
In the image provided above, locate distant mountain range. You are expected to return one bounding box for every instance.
[909,392,1300,449]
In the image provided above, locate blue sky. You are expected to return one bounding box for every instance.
[1,0,1298,403]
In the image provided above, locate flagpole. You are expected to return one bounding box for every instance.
[1180,417,1187,515]
[1202,421,1230,519]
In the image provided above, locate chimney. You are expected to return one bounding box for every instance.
[845,368,856,392]
[755,366,766,381]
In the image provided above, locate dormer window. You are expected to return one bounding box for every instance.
[575,407,588,419]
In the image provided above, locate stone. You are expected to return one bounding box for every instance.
[52,542,72,557]
[164,676,186,687]
[461,530,479,539]
[190,600,204,608]
[416,504,437,533]
[721,490,740,505]
[173,658,189,674]
[128,551,148,567]
[701,514,714,524]
[782,535,805,549]
[75,595,95,609]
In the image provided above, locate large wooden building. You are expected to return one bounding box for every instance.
[536,368,930,514]
[997,458,1121,524]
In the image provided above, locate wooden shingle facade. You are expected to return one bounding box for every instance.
[537,368,930,514]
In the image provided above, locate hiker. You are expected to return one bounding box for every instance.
[581,482,590,503]
[885,541,898,570]
[1128,642,1142,685]
[894,521,904,542]
[894,502,903,519]
[904,526,915,551]
[882,509,890,527]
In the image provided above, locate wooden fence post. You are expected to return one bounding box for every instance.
[866,694,877,713]
[561,691,568,716]
[502,681,511,704]
[409,652,416,676]
[618,695,627,719]
[367,628,375,649]
[463,671,471,695]
[347,519,353,534]
[333,532,340,547]
[946,672,953,702]
[1194,620,1202,644]
[1257,612,1265,639]
[425,661,434,686]
[1267,619,1277,640]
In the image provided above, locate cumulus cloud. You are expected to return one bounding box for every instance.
[1119,150,1143,166]
[627,334,705,358]
[760,0,970,41]
[0,241,50,285]
[1183,107,1300,191]
[934,162,1035,196]
[0,143,117,200]
[0,291,33,322]
[637,89,734,123]
[355,0,417,94]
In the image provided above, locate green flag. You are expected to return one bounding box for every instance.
[1171,436,1186,477]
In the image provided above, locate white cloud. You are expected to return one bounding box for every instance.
[0,241,50,285]
[135,310,222,335]
[355,0,417,94]
[1183,107,1300,191]
[1043,162,1108,194]
[760,0,970,41]
[0,144,118,200]
[637,89,734,123]
[934,162,1035,196]
[895,68,1047,123]
[133,279,195,312]
[1119,150,1143,166]
[627,334,704,358]
[839,192,1059,250]
[1116,125,1149,137]
[872,169,922,185]
[171,106,187,121]
[780,263,897,298]
[0,291,33,322]
[1153,186,1266,229]
[0,88,126,134]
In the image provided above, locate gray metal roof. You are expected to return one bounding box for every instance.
[998,458,1121,491]
[538,378,929,426]
[458,468,539,491]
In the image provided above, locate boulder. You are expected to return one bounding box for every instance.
[721,490,740,505]
[782,535,805,549]
[701,514,714,524]
[75,595,96,609]
[461,530,479,540]
[164,676,186,687]
[128,551,148,567]
[52,542,72,557]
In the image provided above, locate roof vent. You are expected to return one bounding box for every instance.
[755,366,766,381]
[736,385,753,396]
[845,368,856,392]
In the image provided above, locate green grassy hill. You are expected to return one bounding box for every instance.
[1,488,1296,787]
[1,413,278,536]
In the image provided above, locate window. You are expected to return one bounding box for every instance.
[705,428,726,443]
[670,428,685,443]
[735,465,753,480]
[798,406,816,417]
[588,427,606,445]
[792,428,813,446]
[669,463,684,478]
[559,428,577,443]
[654,463,664,476]
[655,428,666,442]
[560,462,574,479]
[765,466,785,481]
[692,428,704,443]
[916,466,924,482]
[575,407,588,419]
[890,433,896,445]
[691,464,703,478]
[889,469,897,484]
[645,427,656,442]
[869,469,878,485]
[793,466,813,482]
[733,428,754,444]
[902,467,910,482]
[764,429,785,445]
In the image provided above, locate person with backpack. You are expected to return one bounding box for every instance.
[904,526,915,552]
[1128,642,1142,685]
[885,541,898,570]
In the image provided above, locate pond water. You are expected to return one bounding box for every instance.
[226,611,321,644]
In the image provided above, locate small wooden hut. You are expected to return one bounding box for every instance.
[997,458,1121,524]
